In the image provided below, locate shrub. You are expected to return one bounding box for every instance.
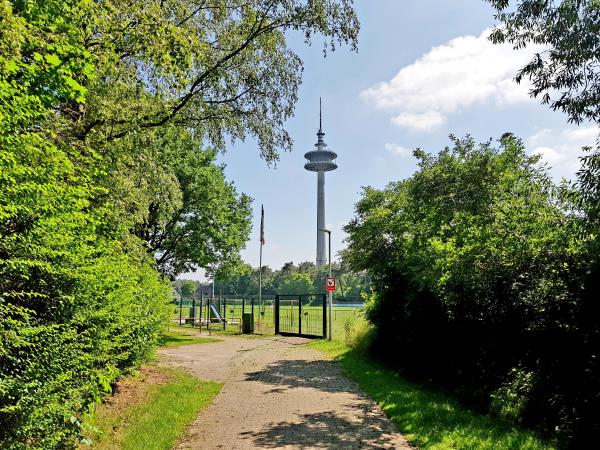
[343,310,373,354]
[343,135,595,444]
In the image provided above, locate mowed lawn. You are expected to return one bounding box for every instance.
[83,332,222,449]
[84,367,221,450]
[159,329,222,347]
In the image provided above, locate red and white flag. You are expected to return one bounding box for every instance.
[260,205,265,245]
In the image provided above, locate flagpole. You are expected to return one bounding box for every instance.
[258,205,264,327]
[259,237,262,315]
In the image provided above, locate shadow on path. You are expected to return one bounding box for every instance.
[245,359,356,394]
[242,408,409,449]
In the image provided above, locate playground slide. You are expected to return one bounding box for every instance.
[209,304,224,323]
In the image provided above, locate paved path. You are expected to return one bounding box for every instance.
[158,334,412,449]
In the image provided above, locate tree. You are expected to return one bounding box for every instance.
[487,1,600,225]
[75,0,359,276]
[1,2,172,447]
[344,134,590,443]
[179,280,197,298]
[76,0,359,161]
[486,7,600,441]
[1,1,360,447]
[488,0,600,125]
[120,127,252,278]
[278,272,313,294]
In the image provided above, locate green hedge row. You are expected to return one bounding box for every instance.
[1,2,171,447]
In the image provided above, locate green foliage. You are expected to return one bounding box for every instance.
[179,280,197,299]
[78,0,360,161]
[488,0,600,125]
[115,127,252,279]
[344,134,593,444]
[483,7,600,442]
[1,0,359,447]
[342,313,372,353]
[490,368,536,423]
[278,271,314,294]
[213,260,370,298]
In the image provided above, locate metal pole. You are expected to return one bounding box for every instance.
[259,244,263,329]
[327,231,332,340]
[179,295,183,326]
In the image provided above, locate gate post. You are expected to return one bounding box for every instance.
[206,298,209,330]
[191,297,195,327]
[298,296,302,336]
[179,296,183,326]
[322,293,327,338]
[275,295,280,335]
[199,295,203,327]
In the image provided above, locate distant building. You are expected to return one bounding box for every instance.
[194,283,213,299]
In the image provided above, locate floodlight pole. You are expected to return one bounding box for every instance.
[320,228,332,340]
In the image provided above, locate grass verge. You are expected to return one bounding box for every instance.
[83,366,221,450]
[159,329,222,347]
[309,340,555,450]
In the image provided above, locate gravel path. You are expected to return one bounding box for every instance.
[158,334,412,449]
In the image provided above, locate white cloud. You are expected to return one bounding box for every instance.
[526,125,598,181]
[384,142,413,157]
[390,111,446,131]
[561,127,598,142]
[361,29,542,131]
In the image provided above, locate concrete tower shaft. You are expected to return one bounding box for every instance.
[304,100,337,267]
[316,170,326,266]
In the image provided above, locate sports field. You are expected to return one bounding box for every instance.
[172,298,362,340]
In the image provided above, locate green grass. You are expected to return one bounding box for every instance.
[159,329,221,347]
[86,367,221,450]
[309,340,555,450]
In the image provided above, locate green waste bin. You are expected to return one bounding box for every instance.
[242,313,254,334]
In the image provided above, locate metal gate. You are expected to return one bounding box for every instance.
[275,294,327,338]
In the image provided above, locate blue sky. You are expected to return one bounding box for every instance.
[181,0,596,280]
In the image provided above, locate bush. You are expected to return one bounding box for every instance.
[343,312,373,353]
[0,3,171,447]
[343,135,596,445]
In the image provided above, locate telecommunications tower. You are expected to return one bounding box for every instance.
[304,99,337,267]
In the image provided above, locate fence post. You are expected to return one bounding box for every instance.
[191,297,195,327]
[204,298,208,330]
[179,296,183,326]
[251,297,255,331]
[199,295,203,328]
[275,295,280,335]
[223,297,226,331]
[298,296,302,336]
[322,293,327,338]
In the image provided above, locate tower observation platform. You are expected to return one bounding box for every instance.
[304,99,337,267]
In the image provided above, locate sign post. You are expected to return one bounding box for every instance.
[326,276,335,340]
[320,229,333,340]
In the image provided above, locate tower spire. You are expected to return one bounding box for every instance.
[319,97,322,132]
[316,98,326,147]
